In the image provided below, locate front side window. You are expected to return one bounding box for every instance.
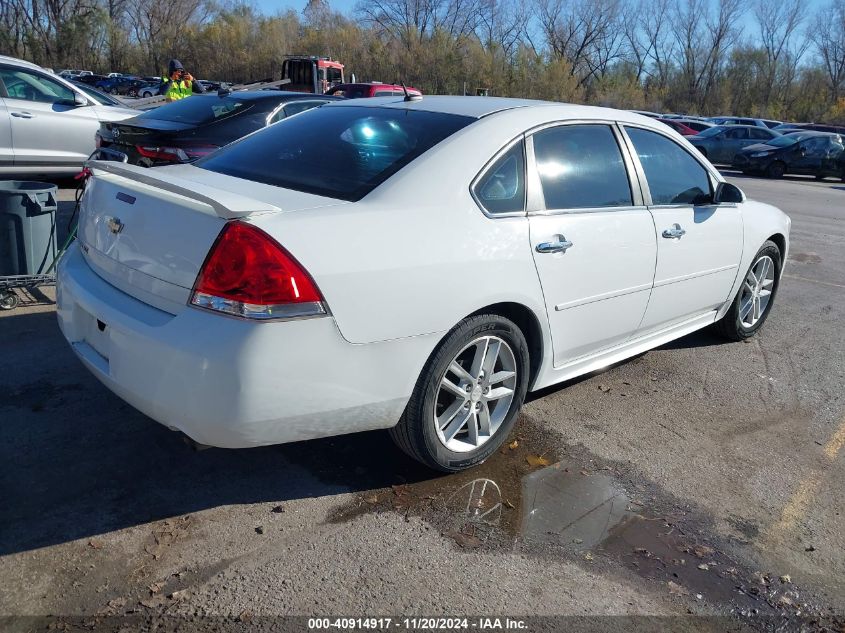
[0,67,75,104]
[472,140,525,215]
[724,127,749,139]
[532,124,633,210]
[626,127,712,205]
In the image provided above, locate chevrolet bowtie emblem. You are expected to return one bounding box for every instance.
[107,216,124,234]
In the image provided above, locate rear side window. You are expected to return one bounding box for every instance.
[198,106,474,201]
[138,95,249,125]
[472,140,525,215]
[532,124,632,209]
[626,127,711,205]
[749,128,773,140]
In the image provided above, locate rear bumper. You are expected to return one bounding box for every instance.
[57,244,438,448]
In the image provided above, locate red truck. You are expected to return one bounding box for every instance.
[281,56,345,94]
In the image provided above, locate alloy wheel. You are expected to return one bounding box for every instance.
[739,255,775,328]
[433,335,517,453]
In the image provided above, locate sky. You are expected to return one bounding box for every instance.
[251,0,826,42]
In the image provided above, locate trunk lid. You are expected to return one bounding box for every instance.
[78,162,343,314]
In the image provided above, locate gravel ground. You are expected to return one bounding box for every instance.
[0,173,843,632]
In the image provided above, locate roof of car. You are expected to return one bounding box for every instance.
[197,90,343,103]
[323,95,667,123]
[0,55,45,71]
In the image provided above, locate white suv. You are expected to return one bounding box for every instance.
[0,56,137,176]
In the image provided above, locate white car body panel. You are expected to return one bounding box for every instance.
[640,204,743,333]
[57,96,791,449]
[529,209,656,365]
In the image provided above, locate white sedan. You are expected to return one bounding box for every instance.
[57,97,790,471]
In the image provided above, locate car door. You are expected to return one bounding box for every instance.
[718,126,751,162]
[527,123,657,366]
[622,126,743,333]
[0,65,99,168]
[789,137,826,175]
[0,96,13,167]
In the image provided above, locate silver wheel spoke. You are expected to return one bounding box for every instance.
[443,409,471,442]
[470,338,489,378]
[478,402,492,435]
[761,278,774,289]
[481,339,500,377]
[466,411,479,445]
[488,370,516,385]
[485,386,514,402]
[740,297,753,320]
[743,281,754,295]
[449,360,474,383]
[759,288,772,298]
[440,376,467,399]
[438,399,466,429]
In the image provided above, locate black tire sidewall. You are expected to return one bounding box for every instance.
[767,162,785,178]
[415,316,530,472]
[727,242,782,338]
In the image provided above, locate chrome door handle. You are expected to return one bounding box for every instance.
[662,224,686,239]
[536,239,574,254]
[10,112,34,119]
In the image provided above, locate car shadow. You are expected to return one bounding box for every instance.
[0,311,436,557]
[1,310,729,556]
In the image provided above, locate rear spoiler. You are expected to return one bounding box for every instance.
[85,160,281,219]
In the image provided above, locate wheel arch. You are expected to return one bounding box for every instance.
[766,232,787,261]
[467,301,545,390]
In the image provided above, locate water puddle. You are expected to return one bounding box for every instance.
[521,464,632,550]
[324,418,829,626]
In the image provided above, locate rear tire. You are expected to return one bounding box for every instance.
[766,161,785,178]
[390,314,530,472]
[714,241,781,341]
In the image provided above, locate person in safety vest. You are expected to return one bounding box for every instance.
[159,59,205,102]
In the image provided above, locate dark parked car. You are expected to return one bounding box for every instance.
[732,131,845,180]
[95,76,154,96]
[96,91,341,166]
[75,73,107,86]
[71,81,126,107]
[773,122,845,135]
[688,125,781,163]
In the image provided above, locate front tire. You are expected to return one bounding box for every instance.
[390,314,530,472]
[714,241,781,341]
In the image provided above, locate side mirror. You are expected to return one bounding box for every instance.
[713,182,744,204]
[73,91,89,107]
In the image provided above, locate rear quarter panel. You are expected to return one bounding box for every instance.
[249,111,552,347]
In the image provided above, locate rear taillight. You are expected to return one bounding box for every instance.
[95,131,102,148]
[136,144,218,163]
[190,221,325,320]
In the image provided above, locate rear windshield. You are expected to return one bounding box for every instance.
[139,95,249,125]
[197,106,474,201]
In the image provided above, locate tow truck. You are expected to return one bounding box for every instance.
[281,56,345,94]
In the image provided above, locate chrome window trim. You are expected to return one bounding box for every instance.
[618,122,723,206]
[265,99,332,126]
[469,134,528,219]
[526,120,641,216]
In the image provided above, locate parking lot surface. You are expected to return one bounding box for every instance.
[1,173,843,631]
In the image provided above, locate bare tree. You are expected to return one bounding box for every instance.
[811,0,845,101]
[753,0,806,107]
[535,0,624,88]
